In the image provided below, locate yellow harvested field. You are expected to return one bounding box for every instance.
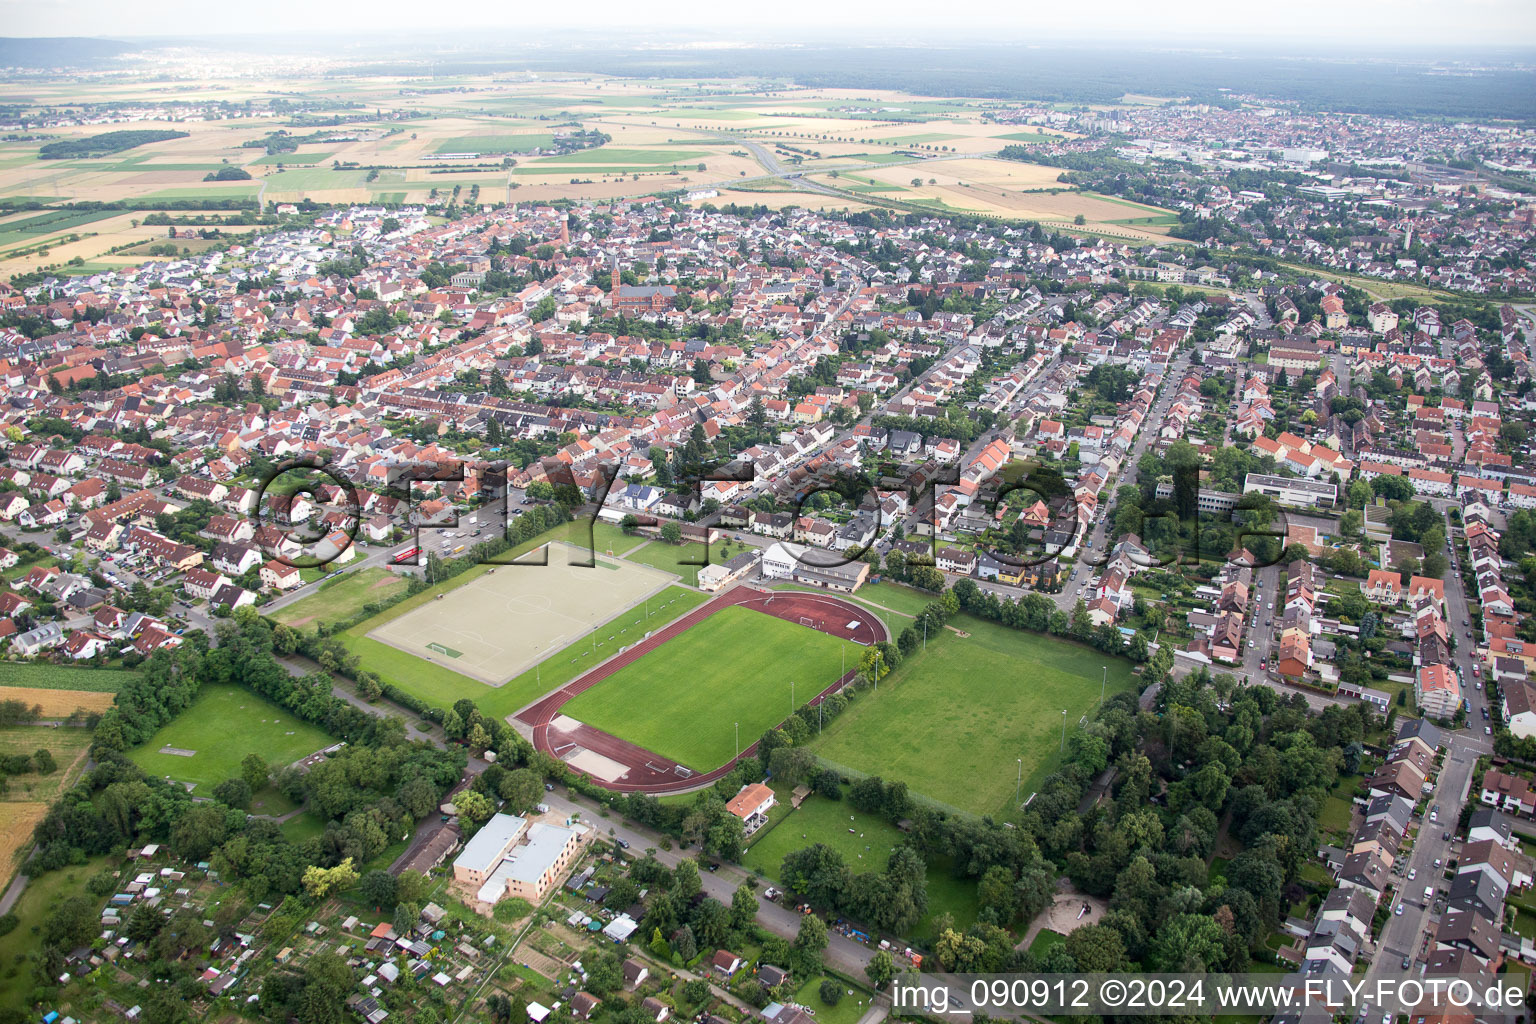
[0,212,182,278]
[0,687,115,717]
[0,803,47,880]
[822,157,1177,240]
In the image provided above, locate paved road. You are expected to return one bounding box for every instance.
[537,788,884,980]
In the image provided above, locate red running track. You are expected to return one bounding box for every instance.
[516,585,889,794]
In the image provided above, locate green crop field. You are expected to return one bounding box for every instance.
[742,794,977,941]
[0,662,134,692]
[811,615,1137,818]
[560,605,857,771]
[526,147,707,167]
[435,134,559,154]
[252,150,334,165]
[127,684,334,794]
[271,565,408,628]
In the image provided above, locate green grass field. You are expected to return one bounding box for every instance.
[811,615,1137,818]
[0,662,133,692]
[127,684,334,794]
[742,794,977,941]
[794,976,876,1024]
[622,538,711,585]
[271,566,408,628]
[561,605,857,771]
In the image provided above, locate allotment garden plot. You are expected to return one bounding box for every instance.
[366,541,676,686]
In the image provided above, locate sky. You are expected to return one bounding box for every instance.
[2,0,1535,48]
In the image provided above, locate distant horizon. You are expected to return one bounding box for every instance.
[0,0,1534,51]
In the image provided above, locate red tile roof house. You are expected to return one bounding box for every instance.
[710,951,743,977]
[260,560,303,591]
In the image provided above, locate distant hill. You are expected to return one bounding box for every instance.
[0,37,134,68]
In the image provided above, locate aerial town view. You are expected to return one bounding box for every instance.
[1,2,1535,1023]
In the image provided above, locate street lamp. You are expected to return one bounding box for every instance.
[1101,665,1107,705]
[735,721,739,759]
[1060,709,1067,753]
[1015,757,1022,806]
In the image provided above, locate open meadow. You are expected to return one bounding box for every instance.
[560,604,857,771]
[810,615,1138,819]
[270,565,409,629]
[126,684,335,794]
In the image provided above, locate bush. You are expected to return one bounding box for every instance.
[819,980,842,1006]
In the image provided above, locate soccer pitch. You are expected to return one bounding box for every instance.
[559,605,858,771]
[809,615,1138,818]
[366,541,676,685]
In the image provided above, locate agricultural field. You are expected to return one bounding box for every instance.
[806,157,1177,240]
[742,793,978,942]
[560,605,858,771]
[0,723,94,803]
[0,77,1099,278]
[126,684,335,795]
[810,615,1138,819]
[0,685,117,717]
[0,662,133,692]
[270,565,409,629]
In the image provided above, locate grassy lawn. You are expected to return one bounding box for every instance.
[0,724,93,802]
[271,566,408,628]
[741,794,977,942]
[623,538,712,586]
[1319,795,1354,836]
[281,811,328,845]
[1029,929,1065,956]
[0,662,133,692]
[794,976,876,1024]
[127,684,335,794]
[560,605,856,771]
[810,614,1137,818]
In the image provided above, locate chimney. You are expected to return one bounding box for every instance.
[610,263,620,305]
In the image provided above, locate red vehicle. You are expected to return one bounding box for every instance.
[392,546,420,565]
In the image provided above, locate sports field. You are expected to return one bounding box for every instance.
[559,604,857,771]
[810,615,1137,819]
[367,541,676,685]
[127,684,334,794]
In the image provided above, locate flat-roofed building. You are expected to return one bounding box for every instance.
[1243,473,1337,510]
[453,813,527,887]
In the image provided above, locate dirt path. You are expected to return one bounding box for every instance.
[1016,882,1106,950]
